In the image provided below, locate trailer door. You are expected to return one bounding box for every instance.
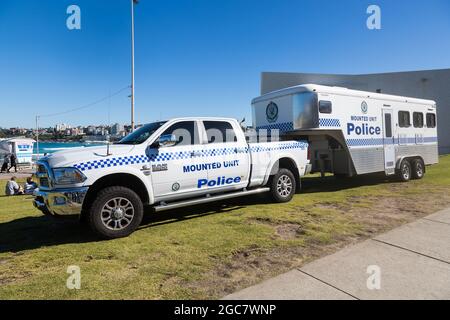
[382,109,396,175]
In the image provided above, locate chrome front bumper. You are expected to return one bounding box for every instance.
[33,187,89,216]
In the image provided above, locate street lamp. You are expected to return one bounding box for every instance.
[131,0,138,132]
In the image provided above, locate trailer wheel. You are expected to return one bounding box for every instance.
[270,168,296,203]
[412,159,425,180]
[88,186,144,239]
[398,159,412,182]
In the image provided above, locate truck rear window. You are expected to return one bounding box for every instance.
[203,121,237,143]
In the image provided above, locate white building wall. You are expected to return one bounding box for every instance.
[261,69,450,154]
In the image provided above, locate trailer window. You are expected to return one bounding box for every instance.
[398,111,411,128]
[426,113,436,128]
[319,100,332,114]
[413,112,424,128]
[203,121,237,144]
[384,113,392,138]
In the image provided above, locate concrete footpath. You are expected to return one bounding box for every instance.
[224,207,450,300]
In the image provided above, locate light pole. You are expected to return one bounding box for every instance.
[130,0,138,132]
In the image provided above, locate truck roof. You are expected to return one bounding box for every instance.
[252,84,436,106]
[165,117,239,122]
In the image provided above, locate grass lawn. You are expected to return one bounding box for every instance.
[0,155,450,299]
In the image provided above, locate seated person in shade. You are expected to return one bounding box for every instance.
[5,177,23,196]
[24,177,38,195]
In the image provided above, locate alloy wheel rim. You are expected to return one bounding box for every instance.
[416,163,423,177]
[101,197,135,231]
[402,164,410,180]
[277,175,293,197]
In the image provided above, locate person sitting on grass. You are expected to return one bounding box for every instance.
[5,176,24,196]
[24,177,38,195]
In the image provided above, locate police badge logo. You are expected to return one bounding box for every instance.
[361,101,368,114]
[266,102,279,123]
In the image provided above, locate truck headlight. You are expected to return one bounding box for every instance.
[53,168,87,185]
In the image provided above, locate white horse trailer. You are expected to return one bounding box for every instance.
[252,84,438,181]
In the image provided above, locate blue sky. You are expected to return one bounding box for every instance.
[0,0,449,128]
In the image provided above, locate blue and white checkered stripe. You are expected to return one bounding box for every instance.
[319,118,340,127]
[346,138,384,147]
[249,142,308,153]
[149,150,192,162]
[256,122,294,133]
[74,155,151,171]
[73,142,308,171]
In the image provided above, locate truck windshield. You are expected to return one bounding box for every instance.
[117,121,167,145]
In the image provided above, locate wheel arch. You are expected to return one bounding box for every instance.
[265,156,301,190]
[396,155,425,172]
[81,173,151,220]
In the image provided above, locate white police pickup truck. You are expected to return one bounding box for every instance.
[34,117,309,239]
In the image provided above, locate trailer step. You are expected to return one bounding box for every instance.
[153,188,270,212]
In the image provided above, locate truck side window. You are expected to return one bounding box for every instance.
[160,121,198,146]
[203,121,237,144]
[398,111,411,128]
[319,100,332,114]
[426,113,436,128]
[413,112,424,128]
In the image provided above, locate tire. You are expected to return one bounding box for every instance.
[398,159,412,182]
[412,159,425,180]
[270,168,297,203]
[88,186,144,239]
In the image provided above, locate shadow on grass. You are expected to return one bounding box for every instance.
[301,172,396,193]
[0,215,98,253]
[139,193,272,230]
[0,174,396,253]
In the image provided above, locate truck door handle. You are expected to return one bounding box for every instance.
[191,152,202,157]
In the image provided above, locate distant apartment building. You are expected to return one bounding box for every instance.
[85,125,95,135]
[111,123,124,135]
[69,127,84,136]
[9,127,27,135]
[55,123,71,132]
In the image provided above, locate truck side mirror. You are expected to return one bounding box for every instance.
[158,134,177,147]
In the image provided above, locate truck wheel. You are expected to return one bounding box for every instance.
[270,168,296,203]
[88,186,144,239]
[398,159,412,182]
[412,159,425,180]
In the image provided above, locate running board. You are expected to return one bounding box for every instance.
[153,188,270,212]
